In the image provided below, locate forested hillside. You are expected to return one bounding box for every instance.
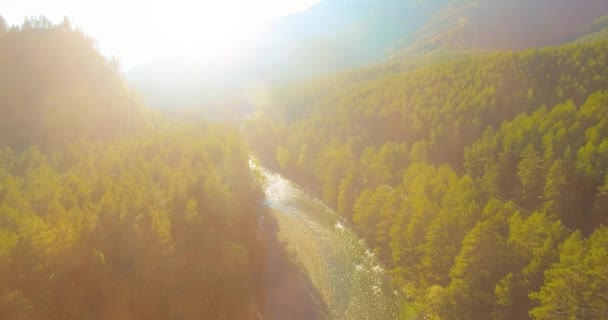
[246,39,608,319]
[0,18,323,319]
[0,16,153,150]
[399,0,608,55]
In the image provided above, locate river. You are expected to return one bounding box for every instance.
[256,164,401,320]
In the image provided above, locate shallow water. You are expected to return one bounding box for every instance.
[258,165,400,320]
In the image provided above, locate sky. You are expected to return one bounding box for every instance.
[2,0,321,70]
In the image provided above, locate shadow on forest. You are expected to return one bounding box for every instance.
[255,209,328,320]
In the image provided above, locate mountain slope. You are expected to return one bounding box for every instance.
[571,14,608,43]
[0,17,150,149]
[127,0,443,109]
[129,0,608,110]
[245,39,608,319]
[0,18,327,320]
[246,0,443,80]
[397,0,608,55]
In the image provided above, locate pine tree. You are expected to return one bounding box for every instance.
[517,144,544,208]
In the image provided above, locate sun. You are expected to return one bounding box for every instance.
[136,1,259,65]
[2,0,321,70]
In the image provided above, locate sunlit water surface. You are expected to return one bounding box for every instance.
[257,164,400,319]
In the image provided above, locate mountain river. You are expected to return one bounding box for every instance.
[256,164,401,319]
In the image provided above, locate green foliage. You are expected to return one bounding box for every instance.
[466,91,608,231]
[247,39,608,319]
[573,14,608,43]
[0,125,266,319]
[0,18,152,150]
[442,200,513,320]
[0,20,272,319]
[530,227,608,319]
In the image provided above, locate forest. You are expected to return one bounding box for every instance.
[0,17,327,320]
[2,11,608,320]
[246,38,608,319]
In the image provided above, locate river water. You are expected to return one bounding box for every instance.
[257,165,400,320]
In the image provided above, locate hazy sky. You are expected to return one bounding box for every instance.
[2,0,321,70]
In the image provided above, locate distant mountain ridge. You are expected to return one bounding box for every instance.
[247,0,443,80]
[571,14,608,43]
[398,0,608,56]
[128,0,608,109]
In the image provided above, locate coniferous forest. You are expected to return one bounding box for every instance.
[245,39,608,319]
[0,18,327,320]
[2,6,608,320]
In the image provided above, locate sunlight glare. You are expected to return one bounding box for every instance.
[123,0,259,66]
[116,0,321,67]
[2,0,321,69]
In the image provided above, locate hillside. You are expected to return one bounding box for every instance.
[572,14,608,43]
[129,0,608,110]
[243,0,442,81]
[246,39,608,319]
[0,18,325,320]
[398,0,608,55]
[0,17,152,150]
[127,0,443,109]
